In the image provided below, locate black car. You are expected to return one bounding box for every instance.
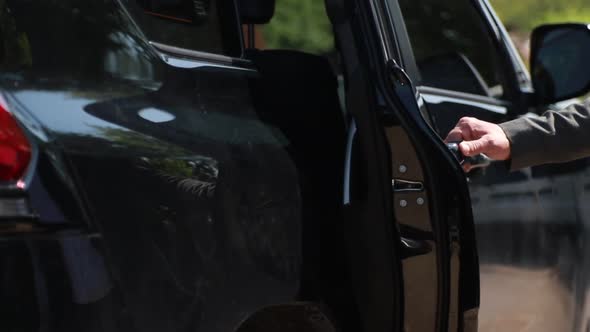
[1,0,590,332]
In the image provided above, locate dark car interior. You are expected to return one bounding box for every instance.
[237,0,356,328]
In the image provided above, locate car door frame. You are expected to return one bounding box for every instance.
[342,0,480,331]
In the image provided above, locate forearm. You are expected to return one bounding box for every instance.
[499,103,590,170]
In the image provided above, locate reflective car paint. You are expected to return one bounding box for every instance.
[0,2,305,332]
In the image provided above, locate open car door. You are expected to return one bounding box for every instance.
[326,0,479,331]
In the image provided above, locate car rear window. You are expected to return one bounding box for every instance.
[0,0,155,76]
[0,0,241,79]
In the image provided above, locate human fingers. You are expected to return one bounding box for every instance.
[459,137,489,157]
[445,117,480,143]
[445,127,464,143]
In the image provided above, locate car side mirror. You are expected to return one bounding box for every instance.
[531,23,590,105]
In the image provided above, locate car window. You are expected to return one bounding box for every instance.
[398,0,507,98]
[0,0,160,83]
[120,0,242,57]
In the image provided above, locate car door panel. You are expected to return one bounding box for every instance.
[346,2,480,331]
[383,82,479,332]
[75,70,303,332]
[387,126,438,332]
[9,64,303,332]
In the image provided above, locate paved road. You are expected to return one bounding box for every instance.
[478,264,574,332]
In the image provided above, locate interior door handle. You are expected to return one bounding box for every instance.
[446,142,492,170]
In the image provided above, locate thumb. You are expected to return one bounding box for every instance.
[459,138,487,157]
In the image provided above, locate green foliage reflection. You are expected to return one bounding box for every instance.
[491,0,590,31]
[263,0,334,54]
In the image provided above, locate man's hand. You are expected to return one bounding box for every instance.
[445,117,511,162]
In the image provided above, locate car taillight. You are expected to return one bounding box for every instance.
[0,96,30,184]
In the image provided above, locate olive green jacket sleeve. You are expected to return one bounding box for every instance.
[498,103,590,170]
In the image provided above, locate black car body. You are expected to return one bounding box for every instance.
[0,0,589,332]
[0,0,477,331]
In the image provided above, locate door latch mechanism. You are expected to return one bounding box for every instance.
[392,179,424,193]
